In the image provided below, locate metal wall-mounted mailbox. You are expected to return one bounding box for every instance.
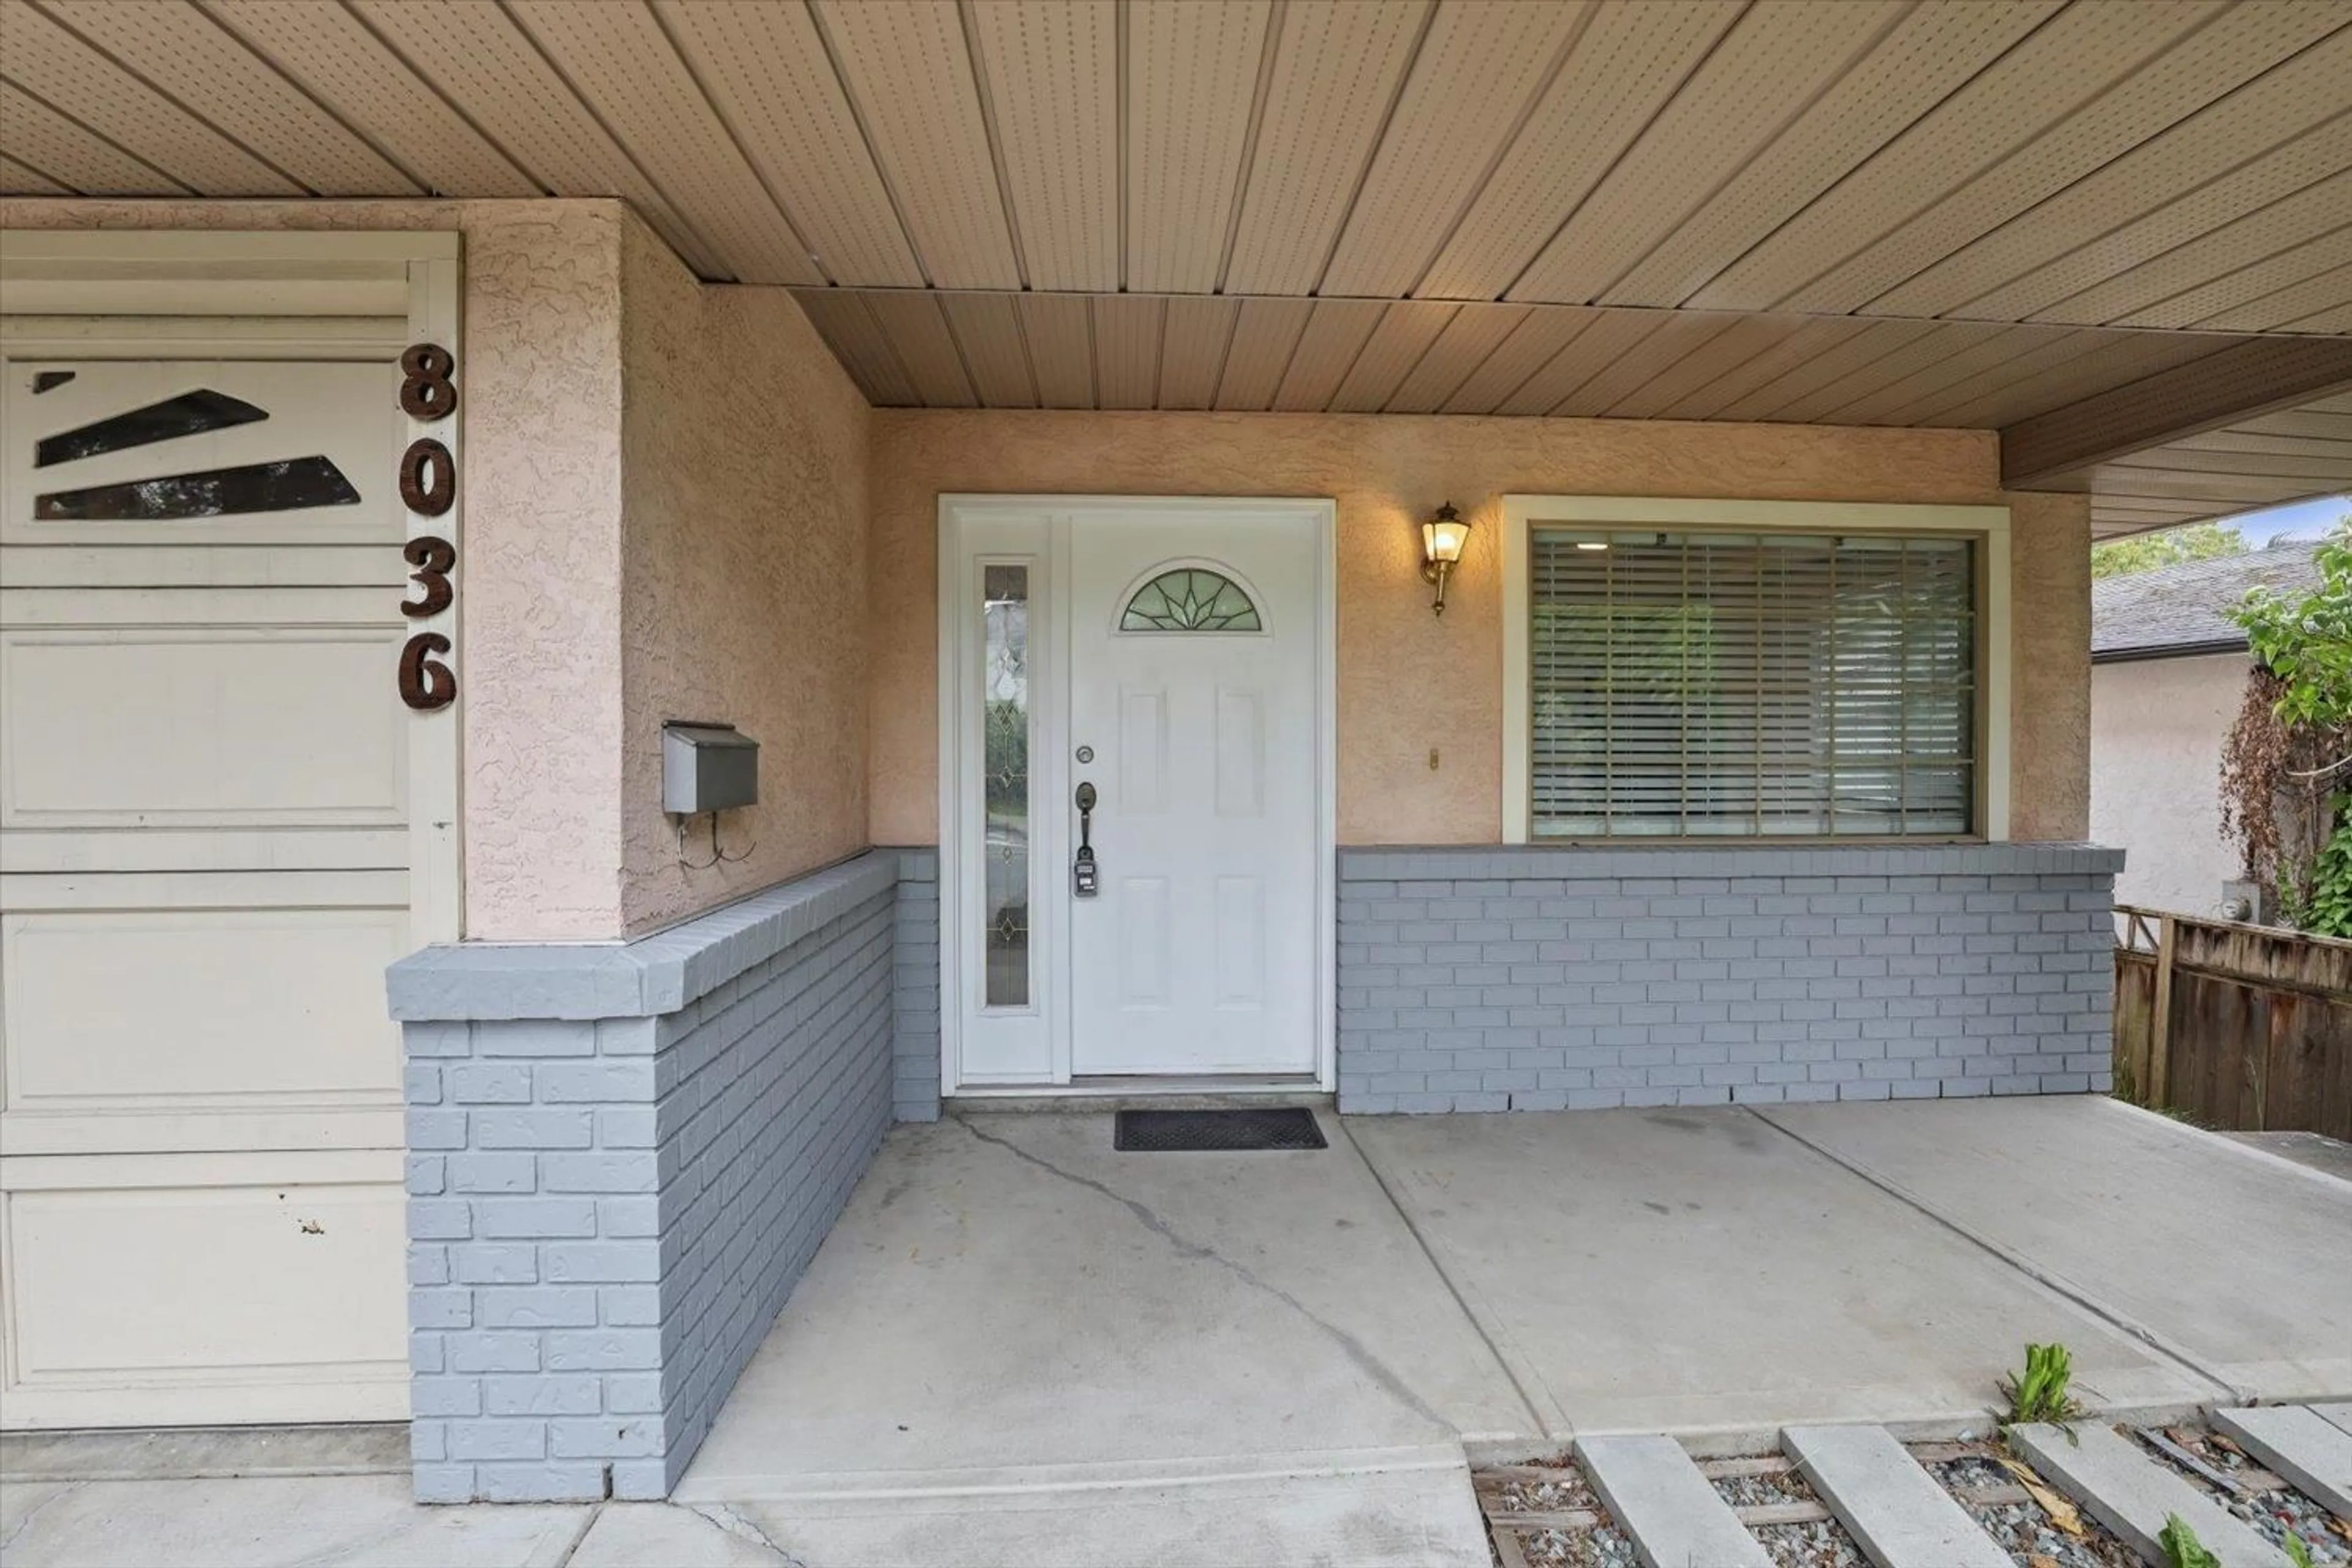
[663,722,759,815]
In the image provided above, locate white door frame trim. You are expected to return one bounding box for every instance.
[935,495,1337,1099]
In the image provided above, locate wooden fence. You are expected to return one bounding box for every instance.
[2113,905,2352,1140]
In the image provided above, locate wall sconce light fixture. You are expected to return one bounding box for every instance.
[1421,502,1471,617]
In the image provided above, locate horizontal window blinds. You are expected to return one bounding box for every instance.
[1529,529,1975,838]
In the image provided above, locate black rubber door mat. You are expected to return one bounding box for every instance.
[1114,1107,1327,1152]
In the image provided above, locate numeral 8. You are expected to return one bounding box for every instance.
[400,343,458,421]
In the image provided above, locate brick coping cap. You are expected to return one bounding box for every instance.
[388,847,937,1023]
[1337,842,2124,880]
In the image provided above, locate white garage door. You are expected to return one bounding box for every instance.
[0,290,453,1426]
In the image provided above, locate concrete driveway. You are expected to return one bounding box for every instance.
[4,1097,2346,1568]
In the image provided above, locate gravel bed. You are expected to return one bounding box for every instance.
[1510,1522,1640,1568]
[1923,1450,2139,1568]
[2127,1425,2351,1564]
[1711,1466,1865,1568]
[1491,1466,1600,1517]
[1484,1463,1639,1568]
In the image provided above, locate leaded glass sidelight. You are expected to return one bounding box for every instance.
[1120,567,1260,631]
[982,565,1031,1008]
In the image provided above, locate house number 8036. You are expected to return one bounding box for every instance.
[398,341,458,712]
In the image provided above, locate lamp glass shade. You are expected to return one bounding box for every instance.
[1422,516,1469,566]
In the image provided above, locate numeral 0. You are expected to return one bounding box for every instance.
[399,438,454,516]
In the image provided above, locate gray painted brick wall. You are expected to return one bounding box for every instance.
[1336,843,2120,1115]
[891,849,942,1123]
[392,850,939,1503]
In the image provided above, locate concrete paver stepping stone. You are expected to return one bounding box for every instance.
[2008,1422,2291,1568]
[1577,1434,1770,1568]
[1782,1424,2010,1568]
[2212,1406,2352,1519]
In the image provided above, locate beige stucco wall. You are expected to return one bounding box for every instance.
[2090,652,2248,916]
[2007,490,2094,841]
[615,219,871,934]
[2,197,633,940]
[865,410,2090,846]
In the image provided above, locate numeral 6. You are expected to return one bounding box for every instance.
[399,631,457,711]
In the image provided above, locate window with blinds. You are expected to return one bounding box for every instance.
[1528,529,1976,839]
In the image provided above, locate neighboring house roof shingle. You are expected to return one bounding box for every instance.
[2090,541,2324,662]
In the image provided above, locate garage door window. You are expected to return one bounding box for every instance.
[32,385,360,521]
[35,388,268,466]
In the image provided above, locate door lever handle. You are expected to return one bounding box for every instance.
[1073,781,1099,897]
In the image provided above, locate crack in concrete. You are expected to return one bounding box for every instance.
[0,1478,81,1558]
[546,1500,603,1568]
[687,1501,807,1566]
[955,1117,1449,1431]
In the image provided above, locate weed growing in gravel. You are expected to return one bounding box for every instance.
[2286,1532,2318,1568]
[2001,1342,2085,1427]
[2160,1513,2219,1568]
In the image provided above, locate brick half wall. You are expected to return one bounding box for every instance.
[1336,843,2121,1114]
[390,850,941,1502]
[890,848,942,1122]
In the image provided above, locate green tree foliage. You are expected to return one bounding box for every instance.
[2223,519,2352,936]
[2090,521,2247,578]
[2230,521,2351,731]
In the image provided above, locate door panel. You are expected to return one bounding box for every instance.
[3,906,408,1113]
[1068,513,1320,1076]
[1213,876,1265,1006]
[1215,687,1264,815]
[2,625,409,827]
[0,1153,407,1426]
[0,344,421,1427]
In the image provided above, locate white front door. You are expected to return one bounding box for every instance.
[1067,514,1320,1076]
[938,498,1331,1091]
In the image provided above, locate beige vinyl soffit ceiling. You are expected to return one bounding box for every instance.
[786,291,2266,422]
[1,0,2348,536]
[0,0,2344,323]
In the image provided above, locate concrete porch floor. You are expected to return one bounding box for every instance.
[4,1098,2346,1568]
[661,1095,2349,1564]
